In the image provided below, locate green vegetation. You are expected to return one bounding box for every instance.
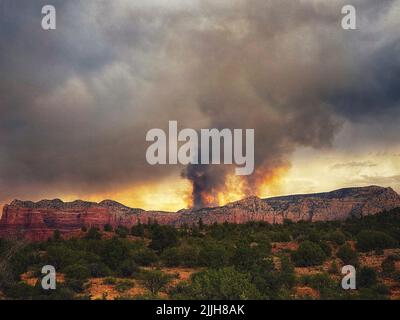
[1,208,400,300]
[337,243,358,265]
[291,241,327,267]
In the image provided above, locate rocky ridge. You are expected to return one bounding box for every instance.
[1,186,399,241]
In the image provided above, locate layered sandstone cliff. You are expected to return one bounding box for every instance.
[1,186,399,241]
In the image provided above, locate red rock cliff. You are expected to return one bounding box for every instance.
[0,186,399,241]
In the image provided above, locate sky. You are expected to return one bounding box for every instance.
[0,0,399,211]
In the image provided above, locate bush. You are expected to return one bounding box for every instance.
[104,224,113,232]
[101,239,131,269]
[381,257,396,276]
[231,242,266,272]
[356,230,397,252]
[131,222,145,237]
[64,279,86,293]
[327,231,346,245]
[291,241,327,267]
[337,243,358,265]
[132,248,158,266]
[140,269,173,295]
[358,267,377,288]
[115,280,134,293]
[149,226,179,252]
[198,241,232,268]
[63,264,91,280]
[103,277,117,285]
[328,261,339,274]
[116,226,129,238]
[318,241,332,257]
[300,272,345,299]
[119,260,139,277]
[86,227,102,240]
[89,262,112,278]
[182,267,262,300]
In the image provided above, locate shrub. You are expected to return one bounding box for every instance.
[119,260,139,277]
[86,227,102,240]
[231,242,265,271]
[183,267,262,300]
[53,230,61,241]
[328,261,339,274]
[115,280,134,293]
[337,243,358,265]
[131,222,145,237]
[291,241,327,267]
[63,264,91,280]
[149,226,179,252]
[356,230,397,252]
[299,272,345,299]
[101,239,131,269]
[103,277,117,285]
[132,248,158,266]
[64,279,86,293]
[104,224,113,232]
[198,241,232,268]
[358,267,377,288]
[140,269,173,295]
[116,226,129,238]
[89,262,112,278]
[381,257,396,276]
[318,241,332,257]
[327,231,346,245]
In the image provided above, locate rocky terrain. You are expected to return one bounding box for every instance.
[1,186,400,241]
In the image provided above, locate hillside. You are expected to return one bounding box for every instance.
[1,186,400,241]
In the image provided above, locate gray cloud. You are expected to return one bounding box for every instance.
[0,0,399,206]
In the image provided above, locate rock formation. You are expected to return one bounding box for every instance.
[1,186,399,241]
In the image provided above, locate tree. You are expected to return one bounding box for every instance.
[85,227,102,240]
[64,264,91,280]
[101,239,131,269]
[131,221,145,237]
[140,269,172,295]
[337,243,358,265]
[119,260,139,277]
[132,248,158,266]
[198,218,204,231]
[231,242,264,272]
[328,230,346,245]
[291,241,327,267]
[104,224,113,232]
[358,267,377,288]
[198,241,232,268]
[89,262,112,278]
[53,230,61,241]
[356,230,397,252]
[185,267,262,300]
[381,257,396,276]
[115,226,129,238]
[149,225,178,252]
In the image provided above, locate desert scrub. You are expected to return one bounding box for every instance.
[103,277,117,285]
[115,280,134,293]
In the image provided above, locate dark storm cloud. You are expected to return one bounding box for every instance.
[0,0,399,205]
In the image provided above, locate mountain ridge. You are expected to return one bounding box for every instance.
[1,185,400,241]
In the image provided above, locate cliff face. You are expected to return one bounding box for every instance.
[1,186,399,241]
